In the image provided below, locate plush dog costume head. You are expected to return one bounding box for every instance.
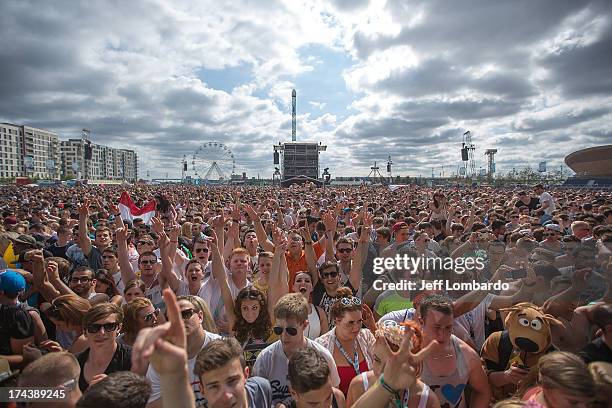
[500,302,561,353]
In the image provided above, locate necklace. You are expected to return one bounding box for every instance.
[431,344,454,360]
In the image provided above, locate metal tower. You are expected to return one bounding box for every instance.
[484,149,497,178]
[291,89,296,141]
[463,131,476,177]
[367,161,387,185]
[386,155,393,182]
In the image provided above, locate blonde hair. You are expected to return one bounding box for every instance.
[182,222,193,240]
[178,295,217,334]
[274,293,308,323]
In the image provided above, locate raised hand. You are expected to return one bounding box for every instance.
[210,214,226,230]
[272,227,285,247]
[115,227,129,242]
[46,259,61,281]
[243,204,258,220]
[151,217,164,235]
[377,327,438,390]
[109,203,120,216]
[298,226,311,242]
[78,199,90,217]
[131,289,187,375]
[169,224,181,241]
[322,211,337,232]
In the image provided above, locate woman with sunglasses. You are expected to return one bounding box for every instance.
[315,288,375,396]
[76,303,138,392]
[539,225,563,255]
[44,294,91,353]
[94,269,123,305]
[118,297,159,347]
[350,321,441,408]
[347,320,440,408]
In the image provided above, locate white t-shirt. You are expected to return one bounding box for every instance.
[112,270,125,295]
[253,338,340,406]
[454,293,495,351]
[198,267,251,323]
[539,192,555,215]
[377,308,416,325]
[146,331,222,407]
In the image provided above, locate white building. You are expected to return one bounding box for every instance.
[0,123,60,179]
[60,139,138,182]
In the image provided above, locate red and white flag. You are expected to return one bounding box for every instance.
[118,192,156,225]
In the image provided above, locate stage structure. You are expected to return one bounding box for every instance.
[273,89,327,186]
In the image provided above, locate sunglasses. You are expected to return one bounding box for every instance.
[181,308,196,320]
[140,259,156,265]
[340,297,362,306]
[86,322,119,334]
[238,290,260,300]
[321,271,339,279]
[70,277,92,284]
[143,309,160,322]
[337,248,352,254]
[138,241,154,246]
[195,247,209,253]
[273,326,298,336]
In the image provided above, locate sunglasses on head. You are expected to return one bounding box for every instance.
[238,290,260,300]
[321,271,338,279]
[340,296,362,306]
[337,248,352,254]
[144,309,160,322]
[86,322,119,334]
[273,326,298,336]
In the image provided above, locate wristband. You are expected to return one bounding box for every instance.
[170,240,178,243]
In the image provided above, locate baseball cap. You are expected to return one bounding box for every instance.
[12,234,39,248]
[0,271,26,294]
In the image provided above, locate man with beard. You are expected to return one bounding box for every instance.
[69,266,98,301]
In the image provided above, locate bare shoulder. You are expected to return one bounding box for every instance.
[333,387,346,408]
[456,336,481,363]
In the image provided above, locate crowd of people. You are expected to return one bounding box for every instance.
[0,182,611,408]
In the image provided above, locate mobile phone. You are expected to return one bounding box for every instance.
[509,268,527,279]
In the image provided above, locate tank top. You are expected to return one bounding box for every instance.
[338,359,369,396]
[420,335,469,408]
[305,304,321,340]
[361,374,429,408]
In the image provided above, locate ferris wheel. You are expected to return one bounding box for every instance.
[191,142,236,182]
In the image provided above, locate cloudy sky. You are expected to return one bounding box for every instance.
[1,0,611,179]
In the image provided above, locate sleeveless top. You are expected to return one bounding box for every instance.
[305,303,321,340]
[420,335,469,408]
[361,374,430,408]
